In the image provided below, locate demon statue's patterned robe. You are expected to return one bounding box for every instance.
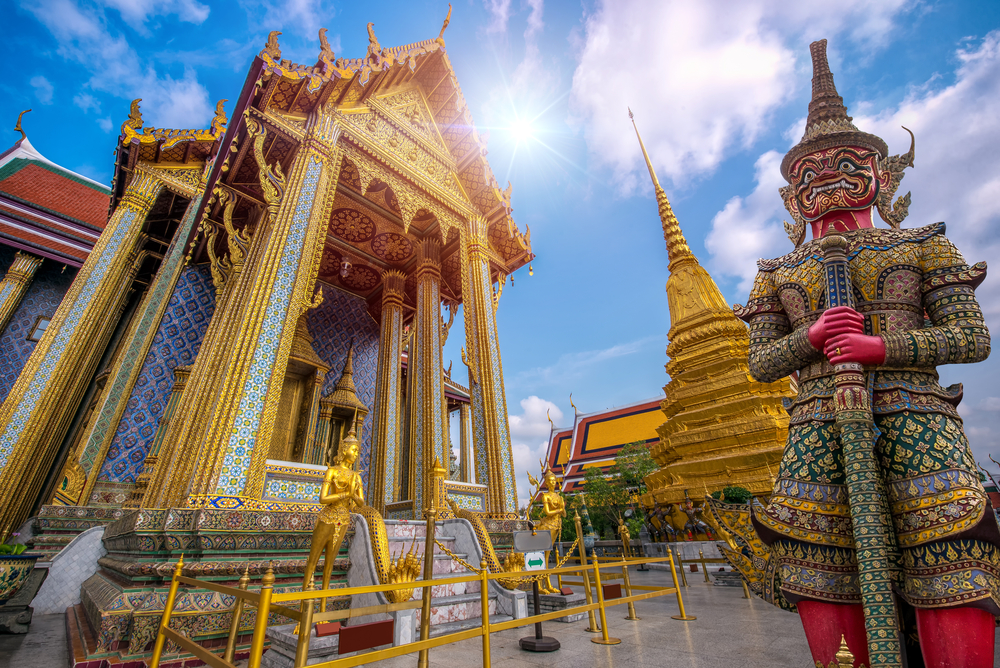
[734,222,1000,614]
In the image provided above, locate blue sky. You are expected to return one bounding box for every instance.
[6,0,1000,504]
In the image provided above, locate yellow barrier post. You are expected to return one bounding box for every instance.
[589,559,620,645]
[741,579,752,599]
[667,549,696,621]
[620,554,639,621]
[573,512,600,633]
[417,500,438,668]
[223,565,250,664]
[294,583,315,666]
[700,549,711,583]
[150,554,184,668]
[247,565,275,668]
[480,560,491,667]
[673,546,689,588]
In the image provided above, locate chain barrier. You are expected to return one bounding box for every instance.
[433,537,582,585]
[433,539,483,575]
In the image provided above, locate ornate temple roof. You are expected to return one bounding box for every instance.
[0,122,111,266]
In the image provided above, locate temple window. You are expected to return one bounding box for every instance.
[27,316,50,342]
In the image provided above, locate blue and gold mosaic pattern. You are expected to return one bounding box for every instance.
[307,284,379,484]
[0,207,139,469]
[0,258,74,404]
[98,264,216,483]
[219,158,323,496]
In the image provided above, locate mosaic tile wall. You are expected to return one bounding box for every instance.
[0,254,75,404]
[97,263,215,483]
[308,284,379,487]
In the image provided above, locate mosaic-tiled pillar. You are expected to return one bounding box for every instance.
[122,366,190,508]
[0,172,163,537]
[0,252,43,335]
[367,270,405,512]
[186,117,342,503]
[458,402,472,483]
[461,216,517,514]
[312,397,336,467]
[145,198,262,507]
[68,184,204,507]
[409,239,446,514]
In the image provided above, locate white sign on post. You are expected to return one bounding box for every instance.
[524,552,546,570]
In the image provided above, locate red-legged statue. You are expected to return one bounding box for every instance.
[713,39,997,668]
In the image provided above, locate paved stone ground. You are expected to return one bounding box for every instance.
[2,569,998,667]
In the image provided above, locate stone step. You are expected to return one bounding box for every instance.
[419,592,498,627]
[426,614,513,638]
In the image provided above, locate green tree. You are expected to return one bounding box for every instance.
[582,442,658,532]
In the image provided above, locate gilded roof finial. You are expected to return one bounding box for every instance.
[569,393,579,418]
[14,109,30,141]
[210,99,228,137]
[367,22,381,61]
[437,4,452,44]
[319,28,336,67]
[628,108,694,267]
[121,99,143,137]
[264,31,282,60]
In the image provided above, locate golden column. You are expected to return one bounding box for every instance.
[368,269,405,512]
[0,171,163,536]
[0,251,43,333]
[458,403,472,483]
[409,239,446,513]
[70,184,204,505]
[461,217,517,514]
[186,112,342,503]
[145,193,259,507]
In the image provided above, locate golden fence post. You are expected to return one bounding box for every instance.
[590,558,620,645]
[417,500,438,668]
[668,548,696,621]
[574,512,600,633]
[480,559,491,668]
[294,583,315,667]
[248,564,275,668]
[621,553,639,621]
[150,554,184,668]
[741,579,751,600]
[224,565,251,664]
[673,546,689,588]
[699,549,709,583]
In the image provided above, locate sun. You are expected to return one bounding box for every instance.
[509,117,535,142]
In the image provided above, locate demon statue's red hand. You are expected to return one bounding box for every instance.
[807,306,865,350]
[825,332,886,366]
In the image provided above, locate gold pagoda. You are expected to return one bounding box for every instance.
[629,114,796,516]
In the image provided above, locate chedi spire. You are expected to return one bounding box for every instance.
[781,39,887,181]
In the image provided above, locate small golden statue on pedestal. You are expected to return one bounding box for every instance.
[529,464,566,594]
[303,426,364,591]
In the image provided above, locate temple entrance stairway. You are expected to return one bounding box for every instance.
[348,517,527,644]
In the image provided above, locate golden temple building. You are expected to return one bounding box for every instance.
[629,114,796,510]
[0,18,532,663]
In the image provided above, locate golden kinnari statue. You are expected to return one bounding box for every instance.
[304,426,364,591]
[529,464,565,593]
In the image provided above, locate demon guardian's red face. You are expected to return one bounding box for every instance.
[788,146,882,222]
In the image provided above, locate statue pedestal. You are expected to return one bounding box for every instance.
[0,566,48,634]
[526,591,587,623]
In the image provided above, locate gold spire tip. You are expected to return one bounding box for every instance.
[14,109,31,141]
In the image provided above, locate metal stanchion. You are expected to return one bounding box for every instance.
[150,555,184,668]
[247,565,275,668]
[672,545,689,588]
[573,512,601,633]
[590,559,620,645]
[294,584,315,666]
[700,549,710,583]
[417,501,438,668]
[480,560,492,667]
[223,565,250,664]
[667,549,695,621]
[621,553,639,621]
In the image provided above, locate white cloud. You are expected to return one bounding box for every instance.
[482,0,513,34]
[705,150,788,293]
[239,0,323,37]
[30,75,54,104]
[512,335,661,387]
[97,117,113,132]
[103,0,210,32]
[509,396,563,509]
[570,0,911,193]
[74,92,101,114]
[23,0,214,129]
